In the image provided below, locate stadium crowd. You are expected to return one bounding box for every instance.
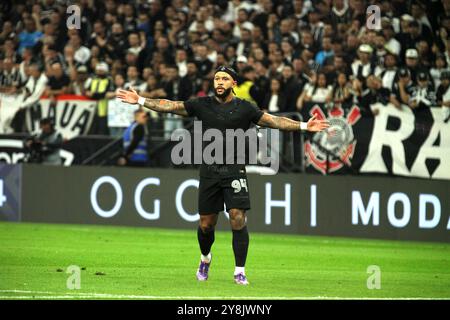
[0,0,449,138]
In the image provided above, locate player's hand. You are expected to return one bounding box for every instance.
[116,87,139,104]
[306,115,330,132]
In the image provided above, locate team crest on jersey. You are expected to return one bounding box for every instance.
[305,105,361,174]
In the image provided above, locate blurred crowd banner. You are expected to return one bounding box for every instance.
[1,164,448,242]
[0,94,97,139]
[0,95,449,180]
[300,102,450,180]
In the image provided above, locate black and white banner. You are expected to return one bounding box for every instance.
[26,95,96,139]
[0,94,96,139]
[301,102,450,180]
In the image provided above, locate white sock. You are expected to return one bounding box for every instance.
[201,253,211,263]
[234,266,245,275]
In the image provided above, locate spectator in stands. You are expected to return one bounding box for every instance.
[175,48,188,78]
[315,36,334,68]
[127,32,144,57]
[45,62,70,98]
[234,65,259,106]
[307,9,325,44]
[298,30,319,56]
[297,72,332,110]
[292,57,312,89]
[196,77,213,97]
[0,57,22,93]
[140,74,166,99]
[252,60,270,108]
[280,64,302,112]
[121,3,138,34]
[68,32,91,66]
[118,109,149,167]
[70,65,89,96]
[406,20,429,50]
[85,62,113,135]
[0,21,16,45]
[392,68,416,108]
[236,28,252,58]
[183,61,202,99]
[88,21,108,55]
[160,64,188,139]
[356,75,392,115]
[194,43,213,77]
[125,65,143,90]
[373,33,388,66]
[262,77,286,113]
[280,38,297,65]
[138,73,166,122]
[409,71,437,109]
[42,44,65,75]
[382,23,401,56]
[63,44,77,80]
[106,23,128,61]
[430,54,450,89]
[328,72,352,110]
[416,40,434,69]
[351,44,376,81]
[330,0,352,27]
[18,47,33,86]
[189,6,214,34]
[236,55,249,73]
[18,17,43,55]
[404,48,421,84]
[375,53,398,91]
[233,8,255,40]
[436,71,450,106]
[11,63,48,132]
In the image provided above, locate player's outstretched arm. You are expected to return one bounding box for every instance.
[116,87,188,116]
[257,113,330,132]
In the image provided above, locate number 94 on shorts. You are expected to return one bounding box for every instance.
[198,175,251,214]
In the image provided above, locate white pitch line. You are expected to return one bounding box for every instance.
[0,290,448,300]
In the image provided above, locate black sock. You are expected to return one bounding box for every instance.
[232,226,249,267]
[197,226,215,256]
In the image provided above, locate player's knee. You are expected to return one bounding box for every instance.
[229,209,246,230]
[199,217,216,233]
[199,223,215,233]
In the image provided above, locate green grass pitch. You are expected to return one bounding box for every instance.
[0,222,449,299]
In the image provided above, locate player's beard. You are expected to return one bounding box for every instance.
[214,87,232,99]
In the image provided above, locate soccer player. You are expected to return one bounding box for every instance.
[117,66,329,285]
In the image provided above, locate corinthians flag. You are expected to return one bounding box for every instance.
[300,101,450,180]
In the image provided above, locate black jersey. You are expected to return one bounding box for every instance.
[184,96,264,177]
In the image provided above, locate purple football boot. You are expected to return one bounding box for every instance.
[196,256,212,281]
[234,273,249,285]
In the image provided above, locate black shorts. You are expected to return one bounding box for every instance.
[198,174,251,214]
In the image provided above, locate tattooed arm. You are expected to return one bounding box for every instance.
[116,87,188,116]
[140,98,188,116]
[257,112,330,132]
